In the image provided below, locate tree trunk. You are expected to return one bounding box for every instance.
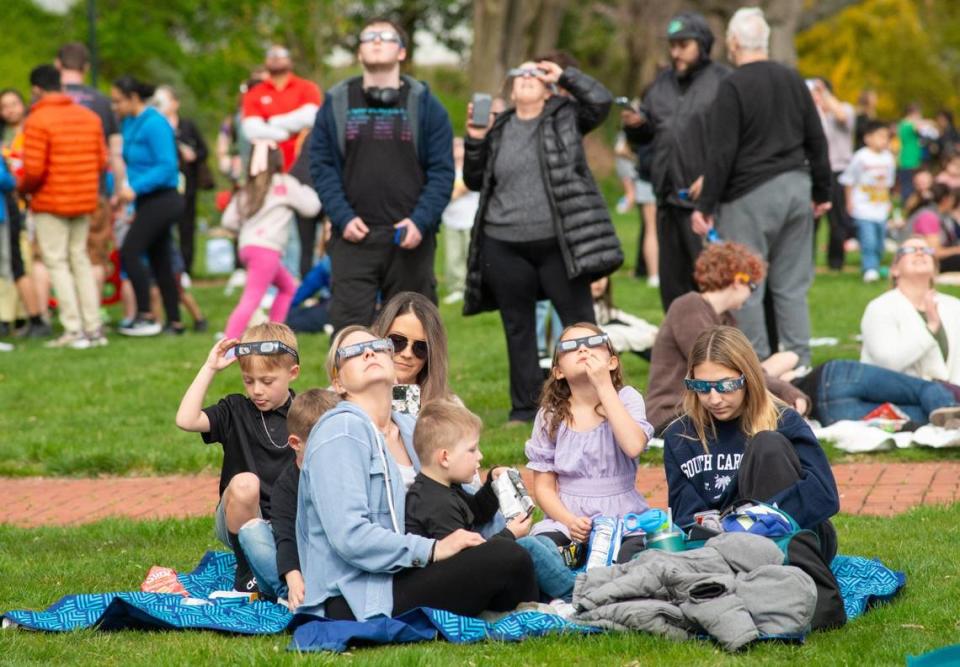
[470,0,510,94]
[531,0,573,57]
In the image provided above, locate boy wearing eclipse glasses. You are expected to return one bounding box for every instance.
[176,322,301,593]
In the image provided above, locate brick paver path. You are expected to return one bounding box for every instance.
[3,462,959,528]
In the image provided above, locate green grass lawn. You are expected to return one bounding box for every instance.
[1,211,959,476]
[2,210,960,664]
[2,504,958,665]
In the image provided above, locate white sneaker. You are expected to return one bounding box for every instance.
[0,341,13,352]
[86,329,109,347]
[442,291,464,305]
[863,269,880,283]
[224,269,246,296]
[646,275,660,288]
[45,332,91,349]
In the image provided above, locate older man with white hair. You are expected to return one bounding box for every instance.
[691,7,830,368]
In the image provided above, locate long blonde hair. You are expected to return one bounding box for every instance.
[681,326,783,450]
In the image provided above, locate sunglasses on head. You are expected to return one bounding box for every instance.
[507,67,546,78]
[336,338,394,367]
[556,333,610,354]
[387,333,428,360]
[684,375,746,394]
[234,340,299,363]
[359,30,402,45]
[896,246,936,258]
[734,272,758,292]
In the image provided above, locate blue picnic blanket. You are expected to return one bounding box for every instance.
[2,550,905,647]
[831,554,906,620]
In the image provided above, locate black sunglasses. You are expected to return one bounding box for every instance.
[387,333,428,361]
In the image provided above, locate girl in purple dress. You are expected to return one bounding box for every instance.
[525,322,654,562]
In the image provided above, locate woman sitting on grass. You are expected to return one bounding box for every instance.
[296,325,537,620]
[861,237,960,385]
[372,292,457,413]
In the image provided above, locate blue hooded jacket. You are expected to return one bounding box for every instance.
[308,75,454,235]
[296,401,432,619]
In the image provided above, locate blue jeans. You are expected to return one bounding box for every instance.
[854,218,885,273]
[816,360,956,425]
[536,301,563,356]
[517,535,576,601]
[237,519,287,600]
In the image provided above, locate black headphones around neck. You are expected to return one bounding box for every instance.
[363,85,401,108]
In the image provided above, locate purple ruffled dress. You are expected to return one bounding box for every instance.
[525,386,655,539]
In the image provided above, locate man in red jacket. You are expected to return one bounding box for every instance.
[241,45,323,171]
[19,65,107,349]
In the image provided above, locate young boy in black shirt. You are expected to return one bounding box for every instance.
[175,322,300,592]
[405,401,531,540]
[238,388,341,609]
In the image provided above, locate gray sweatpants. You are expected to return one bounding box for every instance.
[717,170,814,365]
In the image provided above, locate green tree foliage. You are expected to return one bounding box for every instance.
[797,0,960,118]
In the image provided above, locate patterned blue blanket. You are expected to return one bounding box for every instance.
[2,551,906,650]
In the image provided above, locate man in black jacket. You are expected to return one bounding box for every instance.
[692,7,830,367]
[623,12,730,312]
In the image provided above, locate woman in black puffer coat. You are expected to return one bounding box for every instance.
[463,60,623,422]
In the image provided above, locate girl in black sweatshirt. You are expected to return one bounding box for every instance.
[662,325,840,560]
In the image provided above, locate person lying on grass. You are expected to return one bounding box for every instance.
[297,325,538,620]
[175,322,300,593]
[238,388,341,610]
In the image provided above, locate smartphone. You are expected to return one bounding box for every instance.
[393,226,407,245]
[469,93,493,128]
[392,384,421,416]
[614,96,636,110]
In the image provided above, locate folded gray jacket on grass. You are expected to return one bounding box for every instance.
[572,532,817,651]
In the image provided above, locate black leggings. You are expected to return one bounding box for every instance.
[121,188,184,324]
[736,431,838,562]
[481,235,595,421]
[5,192,24,280]
[324,539,538,620]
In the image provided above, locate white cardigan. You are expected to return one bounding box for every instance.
[860,288,960,383]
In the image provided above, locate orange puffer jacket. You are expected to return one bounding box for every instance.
[19,93,107,217]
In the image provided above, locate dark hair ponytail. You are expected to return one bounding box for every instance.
[113,75,156,101]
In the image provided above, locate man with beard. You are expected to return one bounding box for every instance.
[622,12,730,311]
[242,45,323,171]
[308,17,454,332]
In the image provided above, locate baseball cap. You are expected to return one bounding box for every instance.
[666,17,698,41]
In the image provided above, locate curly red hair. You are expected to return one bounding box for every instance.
[693,242,767,292]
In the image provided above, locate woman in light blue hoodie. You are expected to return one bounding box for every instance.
[296,324,537,620]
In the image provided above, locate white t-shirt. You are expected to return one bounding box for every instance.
[839,147,896,223]
[441,170,479,231]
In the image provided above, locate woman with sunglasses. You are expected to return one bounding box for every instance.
[645,242,807,433]
[663,325,840,563]
[296,325,537,620]
[525,322,653,580]
[372,291,454,409]
[861,237,960,385]
[462,57,622,422]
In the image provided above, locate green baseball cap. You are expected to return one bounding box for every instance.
[667,17,698,41]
